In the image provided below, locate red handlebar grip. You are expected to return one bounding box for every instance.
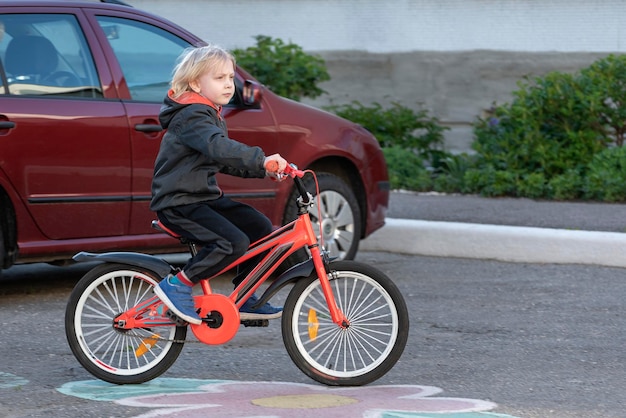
[265,160,279,172]
[266,160,305,178]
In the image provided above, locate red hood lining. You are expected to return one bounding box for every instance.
[168,89,222,113]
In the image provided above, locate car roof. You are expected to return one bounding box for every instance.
[0,0,199,40]
[0,0,133,10]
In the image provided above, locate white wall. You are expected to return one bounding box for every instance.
[128,0,626,53]
[126,1,623,153]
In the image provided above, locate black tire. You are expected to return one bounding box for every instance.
[65,263,186,384]
[283,173,361,265]
[0,223,4,271]
[281,260,409,386]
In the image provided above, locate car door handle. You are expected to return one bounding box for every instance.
[0,121,16,129]
[134,124,163,133]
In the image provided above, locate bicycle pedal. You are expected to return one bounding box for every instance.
[166,309,188,326]
[240,319,269,327]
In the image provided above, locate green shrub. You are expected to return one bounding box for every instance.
[549,169,583,200]
[580,54,626,146]
[232,35,330,101]
[462,168,489,195]
[473,71,608,182]
[582,146,626,201]
[462,167,518,197]
[469,55,626,199]
[382,147,432,191]
[325,101,450,168]
[485,170,519,197]
[432,154,473,193]
[518,172,547,199]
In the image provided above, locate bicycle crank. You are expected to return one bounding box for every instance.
[190,294,240,344]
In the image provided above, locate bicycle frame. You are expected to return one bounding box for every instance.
[112,172,349,337]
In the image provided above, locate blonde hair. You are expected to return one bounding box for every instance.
[170,45,236,98]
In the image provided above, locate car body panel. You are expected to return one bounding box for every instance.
[2,96,131,240]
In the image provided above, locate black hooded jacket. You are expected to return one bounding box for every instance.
[150,90,266,212]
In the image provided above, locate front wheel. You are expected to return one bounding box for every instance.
[65,263,186,384]
[282,260,409,386]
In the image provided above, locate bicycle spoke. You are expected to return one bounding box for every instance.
[344,328,371,363]
[134,280,153,308]
[108,278,122,313]
[87,288,117,315]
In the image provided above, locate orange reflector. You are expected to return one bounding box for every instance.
[308,309,319,341]
[135,334,159,357]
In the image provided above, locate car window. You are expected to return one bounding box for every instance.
[0,14,101,98]
[95,16,190,102]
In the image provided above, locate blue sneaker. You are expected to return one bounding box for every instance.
[154,275,202,325]
[240,294,282,320]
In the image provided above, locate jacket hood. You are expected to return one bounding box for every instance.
[159,89,222,129]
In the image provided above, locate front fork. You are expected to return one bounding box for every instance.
[309,245,350,328]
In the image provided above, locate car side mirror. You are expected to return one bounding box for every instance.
[242,79,262,107]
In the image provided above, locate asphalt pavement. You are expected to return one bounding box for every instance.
[360,191,626,268]
[1,191,624,418]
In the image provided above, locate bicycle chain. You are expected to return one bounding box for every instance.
[120,318,269,344]
[115,310,199,344]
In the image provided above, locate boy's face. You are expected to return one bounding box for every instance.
[190,59,235,106]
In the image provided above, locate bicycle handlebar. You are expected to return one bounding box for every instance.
[265,160,305,178]
[266,161,310,204]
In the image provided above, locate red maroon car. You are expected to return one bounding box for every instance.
[0,0,389,270]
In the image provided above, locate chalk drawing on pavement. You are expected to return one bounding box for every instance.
[0,372,28,389]
[58,378,520,418]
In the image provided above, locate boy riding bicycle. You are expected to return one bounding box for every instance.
[151,45,287,325]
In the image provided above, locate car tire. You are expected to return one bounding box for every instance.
[282,172,361,266]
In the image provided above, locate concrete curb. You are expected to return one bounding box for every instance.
[359,218,626,268]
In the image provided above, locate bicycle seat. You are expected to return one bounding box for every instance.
[151,219,181,239]
[152,219,199,255]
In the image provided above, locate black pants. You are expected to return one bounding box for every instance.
[157,197,273,284]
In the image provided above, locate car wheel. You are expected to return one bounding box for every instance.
[283,172,361,265]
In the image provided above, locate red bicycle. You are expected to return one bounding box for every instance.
[65,165,408,386]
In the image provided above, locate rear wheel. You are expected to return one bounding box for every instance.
[65,263,186,384]
[281,260,409,386]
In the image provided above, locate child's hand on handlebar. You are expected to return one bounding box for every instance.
[264,154,288,181]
